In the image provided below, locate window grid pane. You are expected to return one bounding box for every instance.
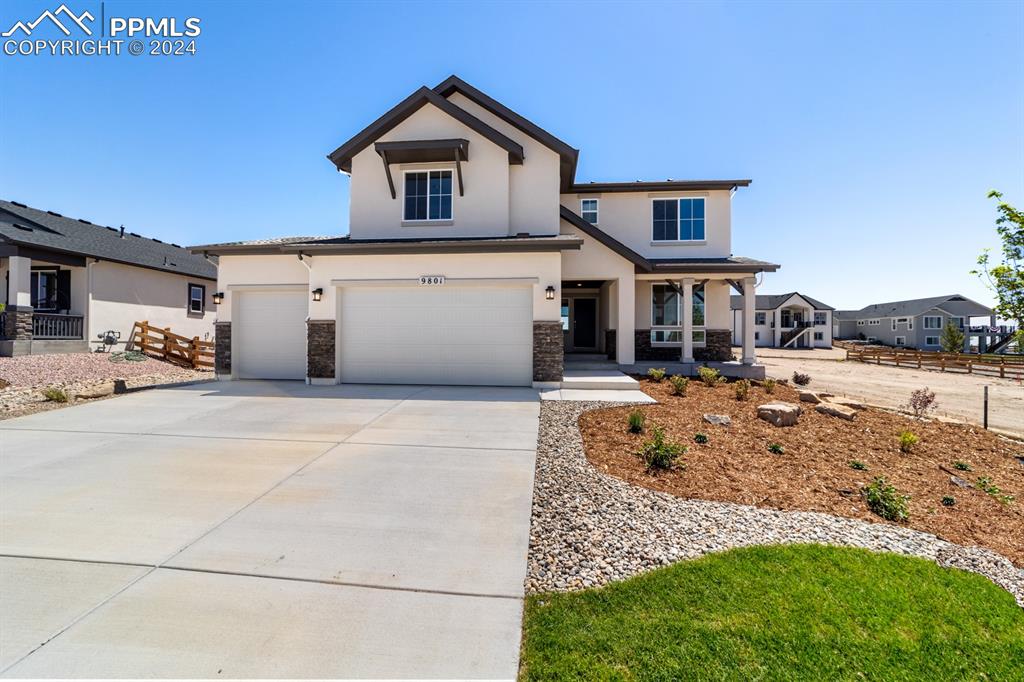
[652,200,678,241]
[405,171,452,221]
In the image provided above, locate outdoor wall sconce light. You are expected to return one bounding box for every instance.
[312,288,324,302]
[545,285,556,301]
[212,292,224,305]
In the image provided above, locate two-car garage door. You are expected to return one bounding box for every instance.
[232,285,533,386]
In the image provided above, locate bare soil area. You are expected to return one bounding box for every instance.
[757,355,1024,435]
[580,378,1024,567]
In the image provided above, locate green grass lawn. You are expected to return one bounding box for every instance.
[520,545,1024,681]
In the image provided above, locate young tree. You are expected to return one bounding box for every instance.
[973,191,1024,347]
[939,320,964,353]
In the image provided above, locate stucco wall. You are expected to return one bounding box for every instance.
[88,261,216,347]
[348,103,513,240]
[560,189,733,259]
[215,254,310,323]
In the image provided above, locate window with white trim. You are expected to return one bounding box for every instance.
[755,312,766,325]
[754,331,760,341]
[895,336,906,346]
[404,170,452,221]
[651,283,705,345]
[652,197,705,242]
[868,319,880,325]
[814,332,824,341]
[813,311,827,325]
[857,320,865,326]
[188,283,205,314]
[925,336,939,346]
[580,198,598,224]
[923,316,942,329]
[951,316,964,329]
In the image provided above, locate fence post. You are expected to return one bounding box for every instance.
[191,336,200,369]
[1000,357,1005,379]
[983,385,989,429]
[917,352,922,369]
[163,327,171,361]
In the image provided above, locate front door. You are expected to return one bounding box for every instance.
[572,297,598,351]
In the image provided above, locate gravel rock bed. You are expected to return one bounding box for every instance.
[528,400,1024,607]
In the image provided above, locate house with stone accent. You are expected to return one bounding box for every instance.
[1,200,217,356]
[190,76,778,386]
[729,292,834,349]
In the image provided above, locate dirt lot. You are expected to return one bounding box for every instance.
[756,355,1024,436]
[581,379,1024,567]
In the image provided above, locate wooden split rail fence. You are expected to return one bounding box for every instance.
[128,320,214,370]
[845,346,1024,380]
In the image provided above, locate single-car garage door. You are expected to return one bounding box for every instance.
[234,290,307,380]
[339,285,532,386]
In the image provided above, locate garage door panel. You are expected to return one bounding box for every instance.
[235,291,307,380]
[339,286,532,387]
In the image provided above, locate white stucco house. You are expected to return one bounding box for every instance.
[729,292,834,348]
[191,76,778,387]
[1,200,217,356]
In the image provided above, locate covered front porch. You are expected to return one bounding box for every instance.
[1,254,88,356]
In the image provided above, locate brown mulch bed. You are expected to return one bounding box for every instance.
[580,378,1024,567]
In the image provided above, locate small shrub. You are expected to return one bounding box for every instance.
[42,387,68,403]
[627,409,645,434]
[898,430,919,454]
[905,387,938,419]
[767,442,785,455]
[697,366,724,388]
[792,371,812,386]
[849,460,867,471]
[941,496,956,507]
[862,477,910,522]
[694,432,709,445]
[638,425,686,472]
[953,461,971,472]
[762,378,776,395]
[734,379,751,401]
[647,367,666,382]
[669,375,689,396]
[977,476,1015,505]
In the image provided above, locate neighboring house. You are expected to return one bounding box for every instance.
[729,292,834,348]
[834,294,1012,352]
[191,76,778,387]
[1,200,217,356]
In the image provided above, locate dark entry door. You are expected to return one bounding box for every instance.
[573,298,598,350]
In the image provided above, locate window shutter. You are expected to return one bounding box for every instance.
[57,270,71,311]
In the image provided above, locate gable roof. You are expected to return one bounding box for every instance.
[559,205,651,270]
[841,295,993,319]
[190,233,582,256]
[730,292,834,311]
[327,86,524,173]
[434,75,579,192]
[0,200,216,280]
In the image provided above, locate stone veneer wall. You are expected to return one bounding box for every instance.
[533,321,563,382]
[307,320,336,380]
[695,329,734,361]
[634,330,682,362]
[2,305,33,340]
[634,328,734,362]
[214,322,231,375]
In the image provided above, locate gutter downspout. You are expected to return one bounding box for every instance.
[298,253,313,385]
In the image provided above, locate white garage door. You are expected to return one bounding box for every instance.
[235,290,307,380]
[339,285,532,386]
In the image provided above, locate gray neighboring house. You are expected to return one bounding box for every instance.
[729,292,834,348]
[1,200,217,356]
[834,294,1013,352]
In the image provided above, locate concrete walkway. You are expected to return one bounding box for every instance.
[0,381,540,678]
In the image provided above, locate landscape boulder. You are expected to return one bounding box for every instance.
[702,414,732,427]
[73,382,115,400]
[825,396,867,411]
[756,402,801,427]
[815,402,857,421]
[798,390,822,404]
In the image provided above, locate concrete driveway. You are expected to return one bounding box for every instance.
[0,381,540,678]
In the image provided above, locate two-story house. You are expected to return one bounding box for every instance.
[191,76,778,386]
[729,292,834,349]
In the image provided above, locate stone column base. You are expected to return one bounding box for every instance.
[307,320,336,380]
[214,321,232,375]
[533,321,563,382]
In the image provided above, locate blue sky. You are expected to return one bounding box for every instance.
[1,0,1021,310]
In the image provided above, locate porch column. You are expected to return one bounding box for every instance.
[682,278,694,363]
[7,255,31,306]
[742,276,756,364]
[3,256,33,351]
[616,276,635,365]
[773,308,781,347]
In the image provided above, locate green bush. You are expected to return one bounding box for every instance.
[767,442,785,455]
[941,496,956,507]
[977,477,1015,504]
[734,379,750,401]
[647,367,666,382]
[862,477,910,522]
[849,460,867,471]
[669,375,689,396]
[627,409,645,434]
[762,378,776,395]
[638,425,686,472]
[694,432,709,445]
[953,461,971,471]
[697,366,723,388]
[898,430,919,453]
[42,387,69,403]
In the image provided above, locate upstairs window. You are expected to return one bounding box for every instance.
[404,170,452,221]
[652,197,705,242]
[188,283,206,314]
[755,312,766,325]
[923,315,942,329]
[580,198,599,224]
[814,311,827,325]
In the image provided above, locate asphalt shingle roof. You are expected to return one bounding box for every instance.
[729,292,834,311]
[0,200,216,280]
[836,295,992,319]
